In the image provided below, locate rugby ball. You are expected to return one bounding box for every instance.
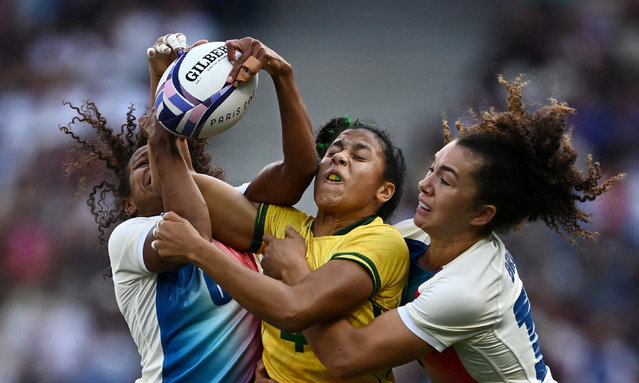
[154,41,258,138]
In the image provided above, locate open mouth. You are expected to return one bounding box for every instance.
[419,201,432,212]
[326,173,342,182]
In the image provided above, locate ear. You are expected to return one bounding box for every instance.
[123,198,137,216]
[470,204,496,227]
[375,181,396,204]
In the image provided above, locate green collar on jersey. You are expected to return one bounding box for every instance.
[312,215,377,236]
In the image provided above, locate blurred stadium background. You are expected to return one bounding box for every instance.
[0,1,637,382]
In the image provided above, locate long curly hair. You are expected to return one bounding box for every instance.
[445,75,625,244]
[60,100,223,247]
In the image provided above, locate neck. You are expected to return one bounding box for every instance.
[418,231,489,270]
[313,210,373,237]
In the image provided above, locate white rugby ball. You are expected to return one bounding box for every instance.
[154,41,258,138]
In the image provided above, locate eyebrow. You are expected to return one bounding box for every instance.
[432,154,459,178]
[440,164,459,178]
[329,139,374,153]
[329,139,344,149]
[130,149,149,166]
[354,142,373,152]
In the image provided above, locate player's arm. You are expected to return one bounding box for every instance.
[190,172,259,251]
[304,310,434,379]
[147,125,258,253]
[153,212,374,331]
[143,33,259,251]
[226,37,318,206]
[142,114,212,273]
[170,133,260,251]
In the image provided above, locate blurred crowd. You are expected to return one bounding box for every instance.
[0,1,637,382]
[403,2,639,381]
[483,2,639,381]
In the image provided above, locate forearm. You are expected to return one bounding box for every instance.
[156,213,375,332]
[303,320,368,378]
[303,310,433,379]
[190,237,308,330]
[151,136,210,239]
[189,236,367,332]
[273,68,316,173]
[244,68,317,205]
[175,138,195,172]
[149,68,161,109]
[275,260,375,331]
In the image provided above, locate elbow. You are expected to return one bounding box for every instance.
[330,369,360,380]
[315,330,369,379]
[326,365,356,380]
[285,157,318,183]
[302,160,319,180]
[268,300,316,333]
[321,348,363,379]
[273,309,314,333]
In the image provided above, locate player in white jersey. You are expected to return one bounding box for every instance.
[108,191,263,383]
[61,34,317,382]
[397,222,550,382]
[256,76,625,382]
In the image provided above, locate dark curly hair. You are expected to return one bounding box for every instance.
[60,100,223,247]
[314,116,407,222]
[444,76,625,244]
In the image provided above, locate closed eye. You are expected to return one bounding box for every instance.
[134,160,149,170]
[428,166,450,186]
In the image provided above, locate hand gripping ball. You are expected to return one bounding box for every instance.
[154,41,258,138]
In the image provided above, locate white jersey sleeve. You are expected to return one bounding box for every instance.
[398,235,502,350]
[108,216,162,278]
[398,234,557,382]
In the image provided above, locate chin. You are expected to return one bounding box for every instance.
[314,189,340,207]
[413,214,429,232]
[315,197,340,212]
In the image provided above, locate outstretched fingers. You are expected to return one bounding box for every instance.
[147,33,187,58]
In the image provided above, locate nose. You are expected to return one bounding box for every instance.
[418,174,432,194]
[331,151,348,166]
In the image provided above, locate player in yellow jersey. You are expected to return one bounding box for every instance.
[152,106,409,382]
[254,203,407,382]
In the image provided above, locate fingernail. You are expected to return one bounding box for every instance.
[227,76,233,84]
[161,212,166,216]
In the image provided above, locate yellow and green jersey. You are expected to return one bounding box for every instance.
[250,204,409,383]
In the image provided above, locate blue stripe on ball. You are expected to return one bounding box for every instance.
[190,85,236,137]
[158,104,179,122]
[170,55,201,105]
[180,118,197,137]
[167,93,193,114]
[154,89,164,111]
[160,112,190,136]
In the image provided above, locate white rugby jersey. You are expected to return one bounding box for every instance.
[108,215,261,383]
[397,227,556,382]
